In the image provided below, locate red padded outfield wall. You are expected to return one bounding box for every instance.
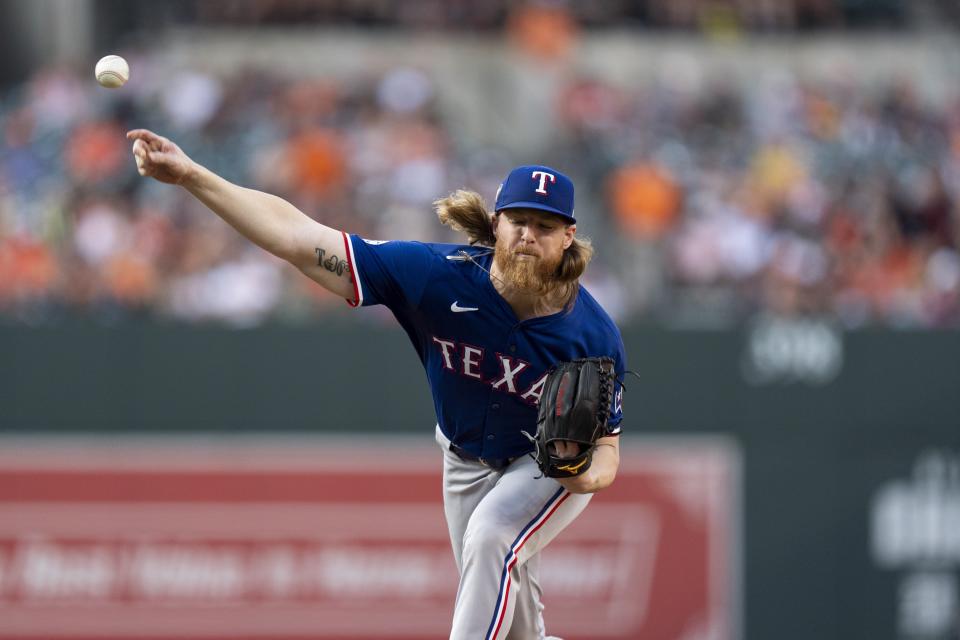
[0,438,739,640]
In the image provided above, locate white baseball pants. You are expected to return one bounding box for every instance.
[436,426,592,640]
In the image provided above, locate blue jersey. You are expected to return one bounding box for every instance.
[343,234,627,460]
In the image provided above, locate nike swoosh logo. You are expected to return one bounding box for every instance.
[451,301,479,313]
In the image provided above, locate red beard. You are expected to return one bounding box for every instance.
[493,238,563,293]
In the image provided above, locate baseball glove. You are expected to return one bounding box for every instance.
[527,357,617,478]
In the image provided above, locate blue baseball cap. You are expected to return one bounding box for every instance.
[494,165,576,224]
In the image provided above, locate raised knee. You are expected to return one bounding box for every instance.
[462,520,513,558]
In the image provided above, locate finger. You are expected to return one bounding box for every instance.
[132,140,148,174]
[556,441,580,458]
[132,143,145,170]
[130,130,171,153]
[129,130,170,155]
[147,151,184,177]
[126,128,162,143]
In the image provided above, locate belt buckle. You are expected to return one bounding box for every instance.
[481,456,509,471]
[451,443,510,471]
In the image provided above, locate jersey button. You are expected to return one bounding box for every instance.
[486,434,495,440]
[509,345,516,353]
[491,403,500,410]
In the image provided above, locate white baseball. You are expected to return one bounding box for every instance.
[95,55,129,89]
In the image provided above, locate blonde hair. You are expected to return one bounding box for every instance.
[433,189,594,296]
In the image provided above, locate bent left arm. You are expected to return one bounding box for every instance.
[555,435,620,494]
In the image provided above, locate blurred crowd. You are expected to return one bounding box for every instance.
[181,0,909,31]
[564,69,960,328]
[1,32,958,328]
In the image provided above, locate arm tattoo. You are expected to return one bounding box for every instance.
[315,247,353,281]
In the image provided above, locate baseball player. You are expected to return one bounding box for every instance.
[127,128,627,640]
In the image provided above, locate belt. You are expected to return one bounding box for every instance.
[449,443,516,471]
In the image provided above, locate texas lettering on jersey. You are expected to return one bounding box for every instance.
[431,336,548,404]
[344,234,627,456]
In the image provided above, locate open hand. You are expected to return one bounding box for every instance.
[126,129,195,185]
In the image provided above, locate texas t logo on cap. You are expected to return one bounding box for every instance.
[495,164,576,224]
[531,170,556,195]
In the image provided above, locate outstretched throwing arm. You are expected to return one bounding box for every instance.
[127,128,355,300]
